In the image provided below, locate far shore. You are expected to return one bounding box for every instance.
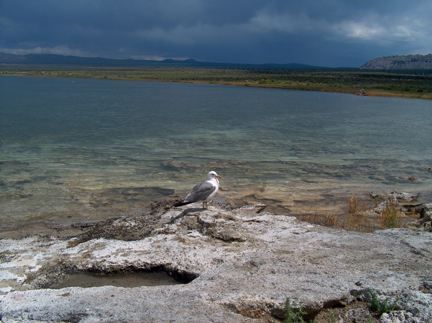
[1,67,431,100]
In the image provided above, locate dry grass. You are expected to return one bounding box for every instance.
[3,68,431,100]
[346,197,374,232]
[303,196,417,233]
[304,197,374,232]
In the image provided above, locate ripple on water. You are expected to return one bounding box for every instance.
[1,77,431,231]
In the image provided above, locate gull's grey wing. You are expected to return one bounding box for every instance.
[184,181,216,203]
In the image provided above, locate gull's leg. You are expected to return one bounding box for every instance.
[203,201,207,209]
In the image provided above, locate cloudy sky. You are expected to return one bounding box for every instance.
[1,0,431,67]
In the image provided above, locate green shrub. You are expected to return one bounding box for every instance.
[380,202,401,229]
[284,298,309,323]
[368,289,399,317]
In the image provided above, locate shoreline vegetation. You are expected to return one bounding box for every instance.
[1,67,432,99]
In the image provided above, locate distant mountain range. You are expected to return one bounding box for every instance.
[0,52,321,70]
[360,54,432,70]
[2,52,432,71]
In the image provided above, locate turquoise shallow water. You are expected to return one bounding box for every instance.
[1,76,431,227]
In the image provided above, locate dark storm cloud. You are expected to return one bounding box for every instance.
[1,0,431,67]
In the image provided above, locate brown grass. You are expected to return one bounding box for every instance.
[3,68,431,100]
[304,197,374,232]
[302,196,418,232]
[305,212,340,228]
[346,197,374,232]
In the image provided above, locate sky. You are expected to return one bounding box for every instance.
[1,0,431,67]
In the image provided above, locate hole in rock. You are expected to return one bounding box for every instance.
[50,269,198,289]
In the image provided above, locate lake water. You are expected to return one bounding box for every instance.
[1,76,431,231]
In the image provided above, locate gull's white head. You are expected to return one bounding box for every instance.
[207,170,222,180]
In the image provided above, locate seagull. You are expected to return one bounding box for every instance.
[174,171,222,209]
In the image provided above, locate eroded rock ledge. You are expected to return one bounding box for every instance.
[1,203,431,322]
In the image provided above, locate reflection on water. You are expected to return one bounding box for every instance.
[50,271,179,289]
[1,76,431,229]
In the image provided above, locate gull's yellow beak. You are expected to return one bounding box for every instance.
[216,175,222,178]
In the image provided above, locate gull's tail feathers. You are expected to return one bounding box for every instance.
[173,200,191,207]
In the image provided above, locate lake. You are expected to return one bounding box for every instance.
[1,76,431,231]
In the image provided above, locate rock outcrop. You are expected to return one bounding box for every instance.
[360,54,432,70]
[1,203,431,322]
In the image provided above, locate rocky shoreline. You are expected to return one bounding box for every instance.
[1,196,431,322]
